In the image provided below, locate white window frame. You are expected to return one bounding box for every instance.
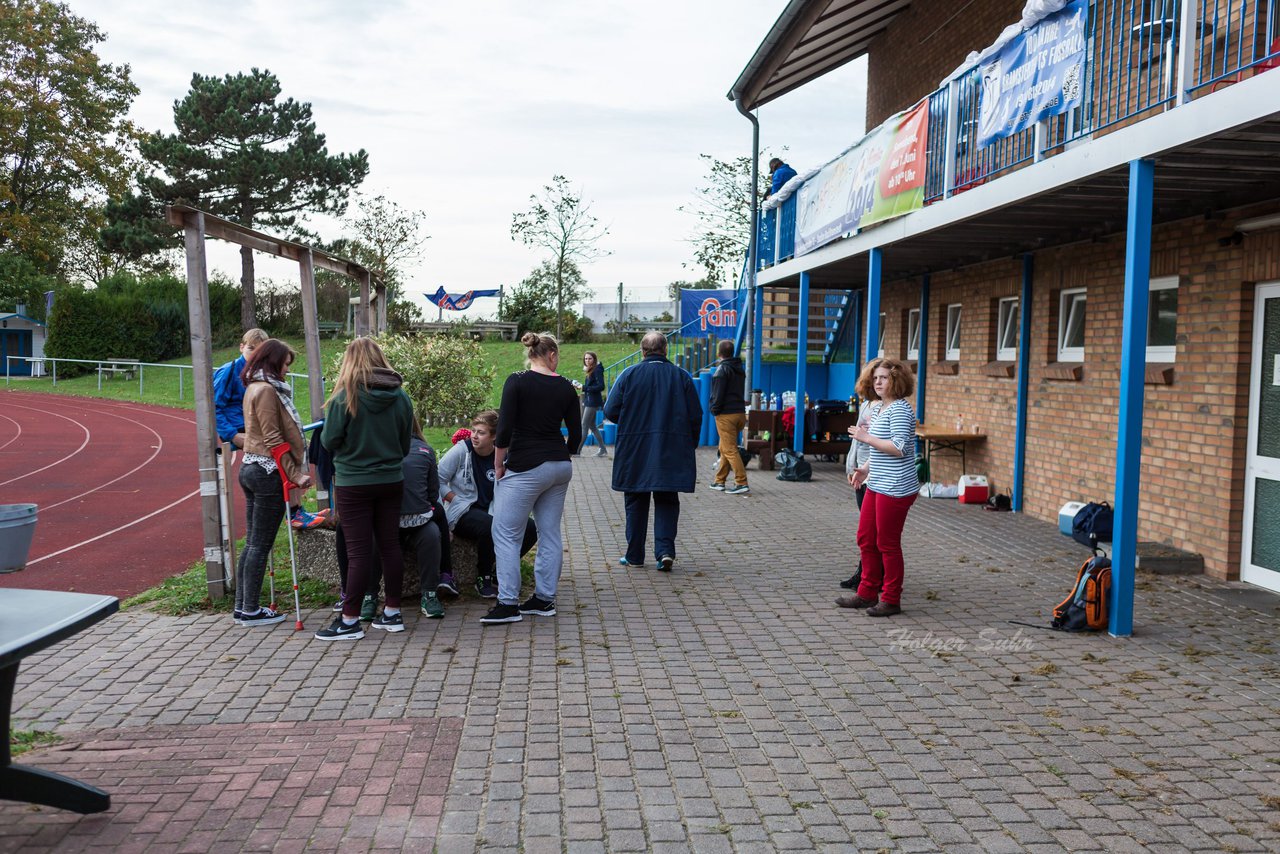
[944,303,962,361]
[1058,288,1087,362]
[877,312,886,357]
[1146,276,1179,363]
[906,308,921,360]
[996,297,1020,362]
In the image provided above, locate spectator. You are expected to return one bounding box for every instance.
[233,338,311,627]
[708,339,749,495]
[837,358,918,617]
[578,351,608,457]
[401,417,446,619]
[438,411,537,600]
[481,332,581,625]
[766,158,798,198]
[315,337,414,641]
[840,358,883,590]
[603,331,702,572]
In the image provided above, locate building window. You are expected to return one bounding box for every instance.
[1058,288,1086,362]
[878,312,886,357]
[1147,276,1178,362]
[944,304,962,361]
[906,308,920,360]
[996,296,1019,361]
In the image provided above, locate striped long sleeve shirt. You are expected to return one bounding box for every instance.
[866,399,919,498]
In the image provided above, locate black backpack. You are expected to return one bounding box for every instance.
[1071,501,1113,549]
[775,448,812,482]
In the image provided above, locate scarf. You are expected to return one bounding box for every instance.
[252,370,304,441]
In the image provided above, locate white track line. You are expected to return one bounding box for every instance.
[26,489,200,565]
[0,412,21,452]
[0,404,91,487]
[38,416,166,512]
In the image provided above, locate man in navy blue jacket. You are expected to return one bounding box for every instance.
[603,332,703,573]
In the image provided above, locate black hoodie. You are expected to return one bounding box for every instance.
[709,356,746,415]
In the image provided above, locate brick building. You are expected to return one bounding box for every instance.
[729,0,1280,629]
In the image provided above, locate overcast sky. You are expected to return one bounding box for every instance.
[86,0,867,320]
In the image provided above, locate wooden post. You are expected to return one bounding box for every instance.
[375,282,388,334]
[182,211,227,600]
[357,270,371,336]
[298,250,326,421]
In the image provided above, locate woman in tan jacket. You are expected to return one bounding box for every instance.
[235,339,312,627]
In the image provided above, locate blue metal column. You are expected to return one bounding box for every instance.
[697,374,713,447]
[1111,159,1154,638]
[915,274,930,420]
[753,284,765,393]
[794,272,810,454]
[1012,254,1034,512]
[865,249,883,363]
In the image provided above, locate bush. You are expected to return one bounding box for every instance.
[328,332,494,425]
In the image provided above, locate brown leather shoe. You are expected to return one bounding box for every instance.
[836,594,877,609]
[866,602,901,617]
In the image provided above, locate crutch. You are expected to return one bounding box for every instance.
[270,446,305,631]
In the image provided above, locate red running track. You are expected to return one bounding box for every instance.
[0,390,203,599]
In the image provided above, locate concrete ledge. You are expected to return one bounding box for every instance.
[292,527,481,597]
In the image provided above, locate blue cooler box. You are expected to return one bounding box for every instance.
[1058,501,1086,536]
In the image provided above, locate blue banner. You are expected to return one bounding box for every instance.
[976,0,1087,149]
[679,289,738,339]
[426,286,501,311]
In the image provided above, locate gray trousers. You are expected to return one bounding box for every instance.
[492,460,573,605]
[581,404,606,452]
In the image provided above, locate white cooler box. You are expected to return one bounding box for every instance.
[958,475,989,504]
[1058,501,1086,536]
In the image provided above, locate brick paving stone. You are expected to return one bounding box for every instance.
[3,450,1279,852]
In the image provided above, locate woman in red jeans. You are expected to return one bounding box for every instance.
[837,358,918,617]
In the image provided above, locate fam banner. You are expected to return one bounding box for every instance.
[679,289,739,339]
[794,101,929,257]
[977,0,1088,148]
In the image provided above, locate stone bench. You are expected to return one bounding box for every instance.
[292,527,481,598]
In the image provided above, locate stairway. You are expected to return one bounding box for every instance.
[757,286,854,362]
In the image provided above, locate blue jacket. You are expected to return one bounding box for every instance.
[770,163,797,194]
[603,355,702,493]
[582,366,605,408]
[213,355,247,442]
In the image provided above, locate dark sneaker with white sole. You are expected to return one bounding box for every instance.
[519,595,556,616]
[475,576,499,599]
[371,611,405,632]
[480,603,522,624]
[708,482,726,491]
[314,617,365,641]
[239,607,287,627]
[421,592,444,619]
[658,555,674,573]
[725,483,750,495]
[436,573,459,598]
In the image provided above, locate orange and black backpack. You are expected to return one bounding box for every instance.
[1052,555,1112,632]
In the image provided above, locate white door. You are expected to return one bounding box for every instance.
[1242,282,1280,593]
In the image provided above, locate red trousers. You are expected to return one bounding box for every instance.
[855,489,917,605]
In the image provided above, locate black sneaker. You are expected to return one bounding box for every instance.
[476,576,499,599]
[233,610,243,624]
[519,595,556,617]
[480,603,523,624]
[371,611,405,633]
[240,607,287,627]
[658,555,674,573]
[436,573,459,598]
[314,617,365,641]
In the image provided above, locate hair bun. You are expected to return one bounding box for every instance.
[521,331,539,347]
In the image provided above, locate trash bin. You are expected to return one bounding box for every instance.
[601,423,617,446]
[0,503,37,573]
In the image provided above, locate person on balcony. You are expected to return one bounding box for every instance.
[604,331,703,573]
[766,158,798,198]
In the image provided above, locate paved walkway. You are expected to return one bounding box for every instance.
[4,450,1280,853]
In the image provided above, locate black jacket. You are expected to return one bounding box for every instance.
[400,436,440,517]
[709,357,747,415]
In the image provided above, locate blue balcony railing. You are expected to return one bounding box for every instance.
[756,0,1280,269]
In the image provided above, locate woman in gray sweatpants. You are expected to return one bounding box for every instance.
[481,332,583,624]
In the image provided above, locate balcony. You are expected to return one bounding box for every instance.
[755,0,1280,273]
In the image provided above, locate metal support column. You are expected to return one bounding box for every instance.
[794,272,810,455]
[1111,159,1155,638]
[1012,254,1034,512]
[865,249,883,363]
[916,274,930,420]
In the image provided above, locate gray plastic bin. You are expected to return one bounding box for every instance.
[0,503,37,573]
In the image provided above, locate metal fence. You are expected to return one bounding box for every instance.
[4,356,315,401]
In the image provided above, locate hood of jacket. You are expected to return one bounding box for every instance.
[358,367,405,414]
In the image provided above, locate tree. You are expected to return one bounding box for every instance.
[666,275,721,301]
[347,192,428,298]
[121,68,369,329]
[0,0,139,269]
[510,175,608,340]
[499,260,592,341]
[679,152,776,287]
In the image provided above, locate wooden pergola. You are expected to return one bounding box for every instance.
[166,204,385,599]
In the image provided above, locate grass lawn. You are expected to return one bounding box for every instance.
[7,335,644,452]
